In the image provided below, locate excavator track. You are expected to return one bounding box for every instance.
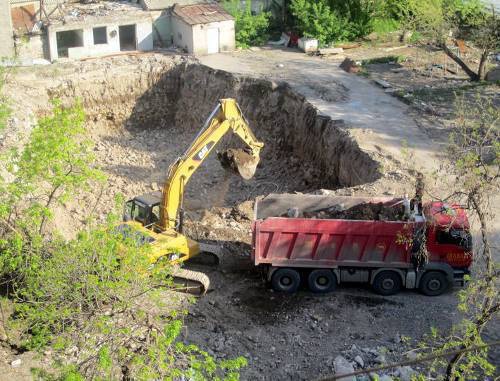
[172,267,210,296]
[188,242,224,266]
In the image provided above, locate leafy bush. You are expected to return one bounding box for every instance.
[223,0,271,48]
[290,0,349,45]
[289,0,374,45]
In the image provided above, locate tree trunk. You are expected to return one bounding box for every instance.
[441,43,479,81]
[477,49,490,81]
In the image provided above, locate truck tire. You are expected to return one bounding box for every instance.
[271,268,301,293]
[419,271,449,296]
[372,271,402,296]
[308,269,337,293]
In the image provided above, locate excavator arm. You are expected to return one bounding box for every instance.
[159,98,263,230]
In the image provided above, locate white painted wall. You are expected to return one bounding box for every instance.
[136,21,153,51]
[191,19,235,55]
[48,19,153,61]
[172,17,194,53]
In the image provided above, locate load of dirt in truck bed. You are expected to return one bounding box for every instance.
[256,193,406,222]
[303,201,405,221]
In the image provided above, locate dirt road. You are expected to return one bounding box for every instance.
[200,48,440,175]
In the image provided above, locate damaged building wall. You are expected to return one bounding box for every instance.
[47,18,153,61]
[172,16,194,53]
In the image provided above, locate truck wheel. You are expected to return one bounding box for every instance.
[308,269,337,293]
[372,271,402,296]
[419,271,449,296]
[271,268,301,293]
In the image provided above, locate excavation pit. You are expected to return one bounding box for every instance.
[48,56,381,221]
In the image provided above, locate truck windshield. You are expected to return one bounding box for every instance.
[436,229,471,250]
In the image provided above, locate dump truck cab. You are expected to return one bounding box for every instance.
[123,192,162,228]
[423,202,473,269]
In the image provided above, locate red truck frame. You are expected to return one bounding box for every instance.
[252,194,472,296]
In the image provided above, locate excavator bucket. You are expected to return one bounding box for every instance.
[218,148,260,180]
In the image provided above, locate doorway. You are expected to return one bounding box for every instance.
[119,24,136,51]
[207,28,219,54]
[56,29,84,58]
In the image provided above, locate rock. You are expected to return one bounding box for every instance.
[396,366,417,381]
[356,376,370,381]
[379,376,393,381]
[485,66,500,82]
[374,354,386,364]
[11,358,22,368]
[354,355,364,368]
[366,32,378,41]
[340,58,361,74]
[374,79,392,89]
[334,355,356,381]
[406,351,418,361]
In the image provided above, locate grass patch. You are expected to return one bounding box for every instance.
[361,55,407,65]
[372,18,400,35]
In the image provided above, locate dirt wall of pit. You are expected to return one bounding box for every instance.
[50,59,380,188]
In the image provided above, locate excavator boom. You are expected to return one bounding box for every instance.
[160,99,263,230]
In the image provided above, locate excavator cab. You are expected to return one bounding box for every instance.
[123,192,162,227]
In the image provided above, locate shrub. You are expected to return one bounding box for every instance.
[223,0,271,48]
[289,0,375,45]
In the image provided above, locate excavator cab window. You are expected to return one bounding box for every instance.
[151,205,160,224]
[124,199,152,226]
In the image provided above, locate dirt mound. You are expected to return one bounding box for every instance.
[304,201,405,221]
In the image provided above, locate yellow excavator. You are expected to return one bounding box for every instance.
[120,99,264,294]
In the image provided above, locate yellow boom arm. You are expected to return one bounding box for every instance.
[159,99,264,230]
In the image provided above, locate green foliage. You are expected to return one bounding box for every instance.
[0,67,10,132]
[411,93,499,379]
[371,18,401,34]
[223,1,271,48]
[1,100,105,234]
[362,55,407,65]
[289,0,374,45]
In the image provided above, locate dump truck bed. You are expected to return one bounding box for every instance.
[252,193,420,269]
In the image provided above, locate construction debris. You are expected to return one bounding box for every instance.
[340,58,361,73]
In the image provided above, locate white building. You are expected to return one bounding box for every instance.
[171,3,235,55]
[46,2,154,61]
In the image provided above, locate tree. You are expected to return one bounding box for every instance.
[397,0,500,81]
[413,93,499,380]
[289,0,374,45]
[223,0,271,48]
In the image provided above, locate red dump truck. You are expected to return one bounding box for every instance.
[251,194,472,296]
